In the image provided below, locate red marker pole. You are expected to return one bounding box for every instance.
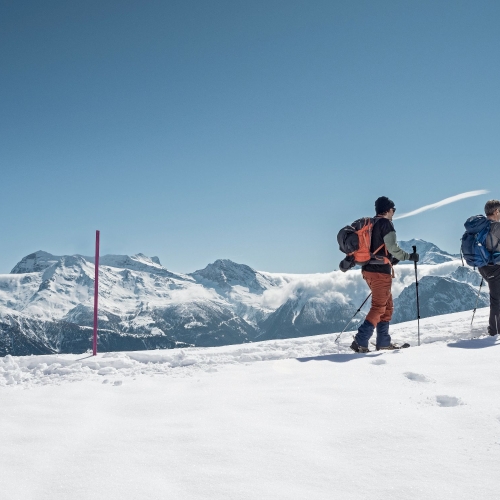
[93,230,100,356]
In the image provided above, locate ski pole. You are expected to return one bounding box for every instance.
[335,293,372,343]
[412,245,421,346]
[471,278,484,326]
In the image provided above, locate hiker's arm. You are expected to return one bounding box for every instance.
[383,231,410,261]
[490,222,500,253]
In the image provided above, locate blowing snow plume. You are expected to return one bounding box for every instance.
[394,190,489,220]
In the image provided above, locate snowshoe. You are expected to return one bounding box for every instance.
[350,340,370,353]
[375,343,410,351]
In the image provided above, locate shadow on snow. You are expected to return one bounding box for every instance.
[297,353,384,363]
[447,336,500,349]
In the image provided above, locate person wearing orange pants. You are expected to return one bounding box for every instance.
[351,196,419,353]
[355,271,394,350]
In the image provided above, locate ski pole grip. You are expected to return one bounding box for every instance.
[412,245,416,254]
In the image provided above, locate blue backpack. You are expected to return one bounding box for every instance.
[461,215,498,268]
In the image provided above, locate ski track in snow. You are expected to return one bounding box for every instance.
[0,308,490,388]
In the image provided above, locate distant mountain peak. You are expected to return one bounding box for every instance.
[398,239,459,264]
[191,259,270,292]
[98,253,160,269]
[11,251,62,274]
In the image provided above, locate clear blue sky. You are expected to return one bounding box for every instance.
[1,0,499,274]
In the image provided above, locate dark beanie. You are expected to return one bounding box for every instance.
[375,196,395,214]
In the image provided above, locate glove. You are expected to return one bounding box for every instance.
[409,252,419,263]
[339,256,356,272]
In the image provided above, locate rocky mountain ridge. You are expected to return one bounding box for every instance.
[0,242,486,356]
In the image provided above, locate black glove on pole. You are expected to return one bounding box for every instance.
[412,245,421,346]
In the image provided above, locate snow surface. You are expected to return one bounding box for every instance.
[1,308,500,499]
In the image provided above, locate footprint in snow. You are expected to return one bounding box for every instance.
[404,372,432,383]
[371,359,386,365]
[435,395,462,407]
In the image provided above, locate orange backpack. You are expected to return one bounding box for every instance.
[337,217,391,271]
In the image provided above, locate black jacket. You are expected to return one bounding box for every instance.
[362,217,396,275]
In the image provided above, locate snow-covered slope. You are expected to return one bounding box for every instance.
[0,241,487,355]
[1,309,499,500]
[0,307,490,387]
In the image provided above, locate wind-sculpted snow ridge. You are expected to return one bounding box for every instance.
[0,308,489,388]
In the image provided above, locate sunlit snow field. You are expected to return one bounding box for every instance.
[1,308,500,499]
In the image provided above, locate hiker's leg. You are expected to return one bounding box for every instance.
[376,321,391,348]
[364,271,392,327]
[480,265,500,335]
[355,271,391,348]
[354,319,374,348]
[376,285,393,348]
[380,290,393,322]
[354,271,377,348]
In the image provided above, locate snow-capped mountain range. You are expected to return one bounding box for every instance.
[0,239,487,356]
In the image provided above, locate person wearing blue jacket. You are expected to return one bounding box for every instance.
[478,200,500,335]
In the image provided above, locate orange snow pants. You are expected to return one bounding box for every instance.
[362,270,394,326]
